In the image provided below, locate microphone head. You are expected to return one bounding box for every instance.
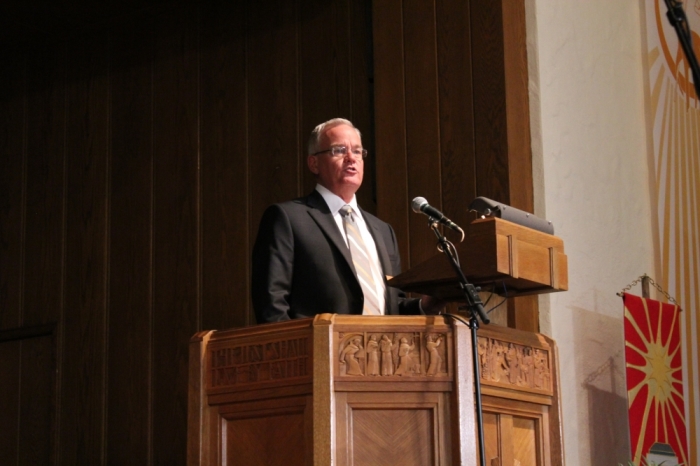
[411,197,428,213]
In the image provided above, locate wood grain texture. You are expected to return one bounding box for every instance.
[403,0,443,268]
[151,6,200,465]
[0,51,25,330]
[352,408,434,465]
[200,1,251,330]
[373,0,410,265]
[107,18,154,465]
[436,0,478,232]
[248,0,300,230]
[18,331,57,465]
[469,0,510,203]
[23,39,66,327]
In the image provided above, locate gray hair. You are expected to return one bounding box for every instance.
[307,118,362,155]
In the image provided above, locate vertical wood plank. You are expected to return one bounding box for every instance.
[436,0,477,230]
[0,52,25,329]
[152,6,200,464]
[18,331,57,465]
[348,0,377,213]
[298,0,352,196]
[470,0,510,203]
[22,40,66,327]
[373,0,410,265]
[15,37,66,462]
[60,31,110,464]
[200,1,251,330]
[108,17,154,464]
[248,0,300,235]
[502,0,532,213]
[502,0,538,332]
[0,339,20,463]
[403,0,443,267]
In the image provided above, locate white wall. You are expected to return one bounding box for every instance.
[527,1,655,464]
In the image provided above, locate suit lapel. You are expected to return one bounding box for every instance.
[305,191,356,273]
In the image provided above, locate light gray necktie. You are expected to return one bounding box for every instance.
[339,205,381,315]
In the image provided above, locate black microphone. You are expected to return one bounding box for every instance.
[411,197,461,232]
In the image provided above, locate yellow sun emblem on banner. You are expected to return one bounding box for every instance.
[623,294,687,466]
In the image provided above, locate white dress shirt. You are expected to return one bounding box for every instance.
[315,184,387,315]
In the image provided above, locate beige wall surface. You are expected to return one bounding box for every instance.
[527,1,657,464]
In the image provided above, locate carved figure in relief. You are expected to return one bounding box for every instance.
[491,340,507,382]
[520,347,533,386]
[426,334,444,376]
[380,335,394,375]
[478,337,490,380]
[533,349,548,389]
[366,335,380,376]
[395,337,415,376]
[505,343,519,384]
[340,337,364,375]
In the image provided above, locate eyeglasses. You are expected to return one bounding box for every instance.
[312,145,368,159]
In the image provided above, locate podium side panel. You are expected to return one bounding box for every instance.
[453,321,478,464]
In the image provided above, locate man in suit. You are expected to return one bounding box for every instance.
[252,118,443,323]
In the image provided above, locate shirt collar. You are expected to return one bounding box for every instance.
[315,184,359,215]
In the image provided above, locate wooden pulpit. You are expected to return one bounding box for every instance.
[388,217,568,300]
[188,314,477,465]
[188,218,566,465]
[188,315,563,466]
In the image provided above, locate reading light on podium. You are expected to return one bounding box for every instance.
[468,197,554,235]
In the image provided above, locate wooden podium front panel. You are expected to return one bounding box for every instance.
[335,391,450,466]
[218,396,311,466]
[328,315,471,466]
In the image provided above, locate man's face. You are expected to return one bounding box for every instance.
[307,124,364,202]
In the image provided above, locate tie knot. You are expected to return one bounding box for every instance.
[340,205,354,220]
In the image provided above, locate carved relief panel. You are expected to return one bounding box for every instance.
[477,335,552,394]
[336,331,451,378]
[207,335,312,391]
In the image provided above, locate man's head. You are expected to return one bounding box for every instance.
[307,118,366,203]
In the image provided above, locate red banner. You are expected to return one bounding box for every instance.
[623,293,688,466]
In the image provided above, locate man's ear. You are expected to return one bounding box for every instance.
[307,155,318,174]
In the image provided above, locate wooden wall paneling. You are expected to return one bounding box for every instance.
[348,0,377,213]
[247,0,300,243]
[501,0,538,333]
[152,6,200,464]
[0,53,25,329]
[435,0,477,232]
[373,0,410,265]
[501,0,532,213]
[469,0,509,204]
[0,337,21,462]
[15,326,57,465]
[471,0,538,331]
[402,0,443,268]
[298,0,352,196]
[22,40,66,327]
[107,18,154,464]
[20,44,65,463]
[60,31,110,464]
[200,2,251,330]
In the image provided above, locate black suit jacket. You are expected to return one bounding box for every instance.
[252,190,421,323]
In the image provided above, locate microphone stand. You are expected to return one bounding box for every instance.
[427,218,489,466]
[664,0,700,100]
